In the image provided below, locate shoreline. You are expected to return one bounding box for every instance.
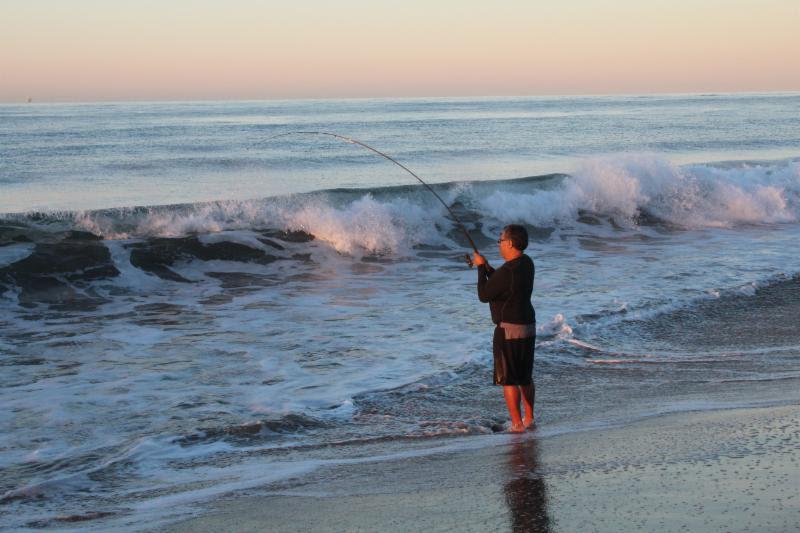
[163,402,800,532]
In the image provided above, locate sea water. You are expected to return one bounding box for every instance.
[1,93,799,529]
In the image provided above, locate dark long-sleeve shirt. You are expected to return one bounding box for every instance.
[477,254,535,325]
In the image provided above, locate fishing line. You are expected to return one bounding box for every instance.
[265,131,479,267]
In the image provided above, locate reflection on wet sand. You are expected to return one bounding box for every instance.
[504,437,550,532]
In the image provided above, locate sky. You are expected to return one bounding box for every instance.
[1,0,799,102]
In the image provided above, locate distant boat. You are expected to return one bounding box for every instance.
[26,97,32,103]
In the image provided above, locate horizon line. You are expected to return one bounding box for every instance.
[3,89,800,106]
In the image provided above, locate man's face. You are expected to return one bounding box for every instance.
[498,231,512,258]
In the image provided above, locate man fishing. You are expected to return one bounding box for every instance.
[473,224,536,432]
[269,132,537,430]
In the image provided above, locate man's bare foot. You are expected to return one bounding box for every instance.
[523,416,535,429]
[509,422,526,433]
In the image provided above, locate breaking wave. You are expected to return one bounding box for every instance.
[480,155,799,229]
[1,155,798,258]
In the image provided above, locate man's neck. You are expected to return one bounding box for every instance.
[504,250,523,262]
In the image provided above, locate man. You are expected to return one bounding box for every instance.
[473,224,536,432]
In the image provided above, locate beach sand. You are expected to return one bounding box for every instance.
[165,403,800,532]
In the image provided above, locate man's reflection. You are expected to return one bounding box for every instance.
[504,436,550,532]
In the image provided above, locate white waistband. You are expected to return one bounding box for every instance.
[499,322,536,340]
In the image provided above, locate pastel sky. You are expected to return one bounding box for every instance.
[1,0,799,102]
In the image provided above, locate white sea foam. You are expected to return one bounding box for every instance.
[276,194,439,255]
[538,313,574,338]
[479,155,800,229]
[69,200,273,240]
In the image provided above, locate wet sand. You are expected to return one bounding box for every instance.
[166,403,800,532]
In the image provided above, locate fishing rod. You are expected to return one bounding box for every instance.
[265,131,479,267]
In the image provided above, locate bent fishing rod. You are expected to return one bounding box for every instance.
[265,131,479,267]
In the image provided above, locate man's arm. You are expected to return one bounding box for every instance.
[477,263,508,303]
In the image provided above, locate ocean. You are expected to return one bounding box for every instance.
[1,93,799,529]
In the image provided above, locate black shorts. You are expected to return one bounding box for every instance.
[493,325,535,386]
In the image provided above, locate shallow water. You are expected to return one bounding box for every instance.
[1,94,799,529]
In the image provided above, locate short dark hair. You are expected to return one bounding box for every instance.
[503,224,528,251]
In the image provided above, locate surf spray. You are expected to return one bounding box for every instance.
[266,131,480,267]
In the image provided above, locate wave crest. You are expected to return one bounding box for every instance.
[3,156,798,256]
[278,194,439,255]
[479,155,799,228]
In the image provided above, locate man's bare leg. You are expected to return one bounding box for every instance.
[503,385,525,432]
[521,383,535,428]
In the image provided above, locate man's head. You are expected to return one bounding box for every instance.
[501,224,528,251]
[498,224,527,261]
